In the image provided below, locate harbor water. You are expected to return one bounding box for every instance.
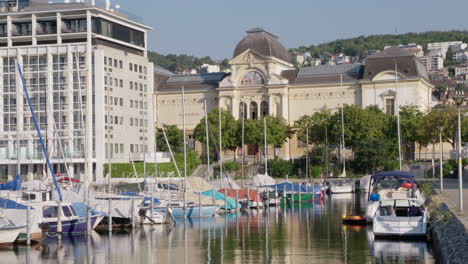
[1,193,435,263]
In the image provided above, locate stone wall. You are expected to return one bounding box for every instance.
[430,201,468,263]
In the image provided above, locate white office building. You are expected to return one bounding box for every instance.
[0,0,154,181]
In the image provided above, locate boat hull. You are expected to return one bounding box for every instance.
[373,216,427,237]
[282,192,322,203]
[0,226,24,246]
[330,185,353,194]
[40,216,97,234]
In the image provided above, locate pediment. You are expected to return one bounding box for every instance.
[380,89,397,97]
[230,49,270,65]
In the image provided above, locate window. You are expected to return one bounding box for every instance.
[139,65,142,73]
[43,206,58,218]
[104,56,107,65]
[104,76,107,85]
[114,116,118,124]
[250,102,258,120]
[120,98,123,106]
[119,60,123,68]
[130,118,133,126]
[119,79,123,88]
[261,101,269,117]
[386,98,395,115]
[130,99,133,107]
[115,143,118,153]
[139,83,143,91]
[114,59,118,67]
[108,57,113,66]
[92,18,145,47]
[114,97,118,105]
[63,206,73,217]
[130,144,134,153]
[130,81,133,90]
[241,71,264,86]
[120,144,124,153]
[239,102,247,119]
[129,63,133,71]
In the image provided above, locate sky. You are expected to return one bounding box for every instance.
[112,0,468,60]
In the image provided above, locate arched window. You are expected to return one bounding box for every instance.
[241,71,264,86]
[261,101,268,117]
[239,102,247,119]
[250,102,258,120]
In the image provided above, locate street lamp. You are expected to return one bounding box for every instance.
[453,93,465,211]
[437,126,444,192]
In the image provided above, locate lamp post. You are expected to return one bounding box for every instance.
[453,93,465,211]
[437,126,444,192]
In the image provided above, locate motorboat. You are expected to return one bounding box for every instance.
[329,179,354,194]
[359,175,372,192]
[365,171,424,223]
[92,193,143,229]
[0,216,25,246]
[151,204,218,218]
[372,199,428,237]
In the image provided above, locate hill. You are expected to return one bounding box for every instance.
[290,31,468,58]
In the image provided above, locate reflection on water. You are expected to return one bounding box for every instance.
[1,193,435,263]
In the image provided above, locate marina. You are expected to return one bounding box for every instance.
[0,192,436,263]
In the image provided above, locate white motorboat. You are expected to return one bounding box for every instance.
[359,175,372,192]
[365,171,424,223]
[330,180,354,194]
[373,199,428,237]
[0,216,25,246]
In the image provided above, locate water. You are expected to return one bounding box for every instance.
[2,193,435,263]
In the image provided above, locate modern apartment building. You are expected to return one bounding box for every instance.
[0,0,154,181]
[419,55,444,72]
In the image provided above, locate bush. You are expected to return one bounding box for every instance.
[444,158,468,178]
[105,150,201,178]
[311,166,322,178]
[268,159,293,178]
[213,161,240,173]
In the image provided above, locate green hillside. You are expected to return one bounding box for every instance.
[290,31,468,58]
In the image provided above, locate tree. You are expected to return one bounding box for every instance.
[294,108,332,145]
[264,116,293,148]
[156,124,183,152]
[352,137,398,174]
[399,106,424,160]
[446,46,454,62]
[193,109,238,154]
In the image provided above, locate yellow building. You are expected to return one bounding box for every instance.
[154,28,433,159]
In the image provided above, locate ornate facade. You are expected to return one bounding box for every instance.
[154,28,433,158]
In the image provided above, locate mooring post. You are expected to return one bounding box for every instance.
[224,190,227,213]
[57,200,62,240]
[26,205,31,245]
[247,187,250,209]
[236,189,239,210]
[199,191,201,215]
[131,197,136,228]
[108,199,112,233]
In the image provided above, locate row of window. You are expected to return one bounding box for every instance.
[105,143,148,156]
[104,115,147,128]
[129,63,147,74]
[129,117,148,128]
[104,56,123,69]
[238,101,269,120]
[104,76,124,88]
[129,99,147,110]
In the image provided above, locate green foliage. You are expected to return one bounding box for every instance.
[443,159,468,178]
[105,150,200,178]
[193,109,239,152]
[289,31,468,59]
[419,182,434,196]
[156,124,183,152]
[148,51,216,73]
[294,108,332,145]
[311,166,323,178]
[213,161,240,173]
[267,159,293,178]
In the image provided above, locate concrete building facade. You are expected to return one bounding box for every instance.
[0,1,154,181]
[154,29,433,159]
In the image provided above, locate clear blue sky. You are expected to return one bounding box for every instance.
[115,0,468,60]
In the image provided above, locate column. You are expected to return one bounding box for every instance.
[31,14,37,46]
[232,95,239,119]
[6,16,12,47]
[268,94,275,117]
[56,12,62,44]
[147,63,155,158]
[93,50,105,182]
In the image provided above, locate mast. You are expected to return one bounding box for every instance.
[182,86,187,220]
[395,62,403,171]
[340,74,346,177]
[218,104,222,180]
[18,63,63,201]
[306,126,309,180]
[264,117,268,176]
[204,100,210,179]
[241,102,245,187]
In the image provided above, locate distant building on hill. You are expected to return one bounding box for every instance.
[385,43,424,57]
[419,55,444,72]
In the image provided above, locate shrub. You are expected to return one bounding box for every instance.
[213,161,240,173]
[268,159,293,178]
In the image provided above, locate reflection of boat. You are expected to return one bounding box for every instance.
[365,171,424,222]
[152,205,218,218]
[330,193,354,200]
[373,199,427,237]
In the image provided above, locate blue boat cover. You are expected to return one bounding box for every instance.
[0,175,21,191]
[264,182,321,193]
[0,198,29,209]
[143,197,161,204]
[200,189,241,210]
[119,191,143,197]
[72,202,107,217]
[371,171,414,181]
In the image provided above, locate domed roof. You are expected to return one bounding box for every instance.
[233,28,291,63]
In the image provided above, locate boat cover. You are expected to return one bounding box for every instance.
[72,202,107,217]
[0,198,29,210]
[218,189,262,202]
[0,175,21,191]
[264,182,321,193]
[200,189,241,210]
[252,173,276,186]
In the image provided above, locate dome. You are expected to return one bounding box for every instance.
[233,28,291,63]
